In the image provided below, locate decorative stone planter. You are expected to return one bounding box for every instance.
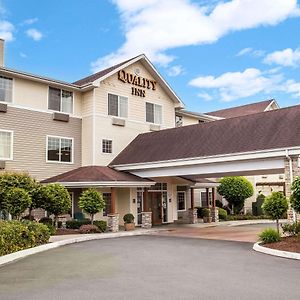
[141,212,152,229]
[124,222,135,231]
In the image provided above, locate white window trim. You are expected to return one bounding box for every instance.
[102,138,113,154]
[177,191,186,211]
[0,129,13,161]
[146,102,163,125]
[47,86,74,115]
[46,135,74,164]
[0,76,14,105]
[107,92,128,119]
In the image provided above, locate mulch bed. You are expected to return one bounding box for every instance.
[54,228,80,235]
[264,236,300,253]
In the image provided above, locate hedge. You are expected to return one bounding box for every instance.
[0,220,50,256]
[66,219,107,232]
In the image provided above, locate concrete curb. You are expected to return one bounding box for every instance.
[253,242,300,260]
[0,229,158,267]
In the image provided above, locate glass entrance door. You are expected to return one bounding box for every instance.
[137,188,143,225]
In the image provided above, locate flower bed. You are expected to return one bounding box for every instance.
[264,236,300,253]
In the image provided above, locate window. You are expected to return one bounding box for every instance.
[48,87,73,114]
[102,139,112,154]
[47,136,73,163]
[146,102,162,124]
[177,191,186,211]
[108,93,128,118]
[175,115,182,127]
[0,130,12,160]
[103,193,111,216]
[0,76,13,103]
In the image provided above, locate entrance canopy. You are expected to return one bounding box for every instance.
[41,166,154,188]
[110,105,300,178]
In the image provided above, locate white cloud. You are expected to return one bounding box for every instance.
[20,52,27,58]
[285,79,300,97]
[23,18,38,25]
[0,20,14,41]
[167,65,184,77]
[189,68,284,102]
[91,0,298,72]
[264,48,300,67]
[197,92,213,101]
[26,28,43,41]
[236,47,265,57]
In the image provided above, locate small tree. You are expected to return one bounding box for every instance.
[78,189,105,224]
[217,177,254,214]
[291,176,300,214]
[44,184,71,227]
[0,172,35,213]
[29,183,51,217]
[262,192,288,233]
[4,187,31,219]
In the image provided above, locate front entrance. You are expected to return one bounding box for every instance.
[149,191,168,225]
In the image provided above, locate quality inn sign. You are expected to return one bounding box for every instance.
[118,70,156,97]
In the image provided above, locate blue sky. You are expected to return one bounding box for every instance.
[1,0,300,113]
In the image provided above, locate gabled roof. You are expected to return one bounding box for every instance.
[41,166,154,187]
[73,54,184,107]
[110,105,300,166]
[206,99,278,119]
[176,109,222,121]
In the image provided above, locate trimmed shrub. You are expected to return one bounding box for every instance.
[195,207,204,218]
[218,208,227,220]
[281,222,300,236]
[202,208,211,217]
[0,220,50,256]
[225,214,270,221]
[66,219,91,229]
[259,228,281,244]
[123,213,134,223]
[79,224,100,234]
[93,220,107,232]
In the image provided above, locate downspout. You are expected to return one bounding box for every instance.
[285,149,296,222]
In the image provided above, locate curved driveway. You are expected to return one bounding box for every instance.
[0,235,299,300]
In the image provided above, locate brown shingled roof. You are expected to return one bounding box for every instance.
[206,99,275,118]
[73,55,141,86]
[41,166,153,184]
[110,105,300,166]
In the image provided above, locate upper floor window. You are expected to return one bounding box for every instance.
[0,76,13,103]
[146,102,162,124]
[102,139,112,154]
[175,115,183,127]
[108,93,128,118]
[47,136,73,163]
[0,130,13,160]
[48,87,73,114]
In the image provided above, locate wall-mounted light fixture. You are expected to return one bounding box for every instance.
[132,198,136,204]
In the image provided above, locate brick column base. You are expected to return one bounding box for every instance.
[188,208,198,224]
[108,214,119,232]
[211,207,219,223]
[141,212,152,229]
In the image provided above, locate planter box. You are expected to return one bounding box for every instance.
[124,223,135,231]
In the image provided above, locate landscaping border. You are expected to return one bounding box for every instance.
[253,242,300,260]
[0,229,158,267]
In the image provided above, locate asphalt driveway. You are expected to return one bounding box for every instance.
[0,235,299,300]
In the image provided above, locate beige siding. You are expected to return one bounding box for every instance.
[181,115,200,126]
[0,106,81,181]
[82,115,93,166]
[9,76,83,116]
[82,90,94,116]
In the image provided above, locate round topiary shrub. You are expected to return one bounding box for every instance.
[218,208,227,220]
[123,213,134,223]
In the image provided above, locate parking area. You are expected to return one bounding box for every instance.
[0,234,299,300]
[152,223,277,243]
